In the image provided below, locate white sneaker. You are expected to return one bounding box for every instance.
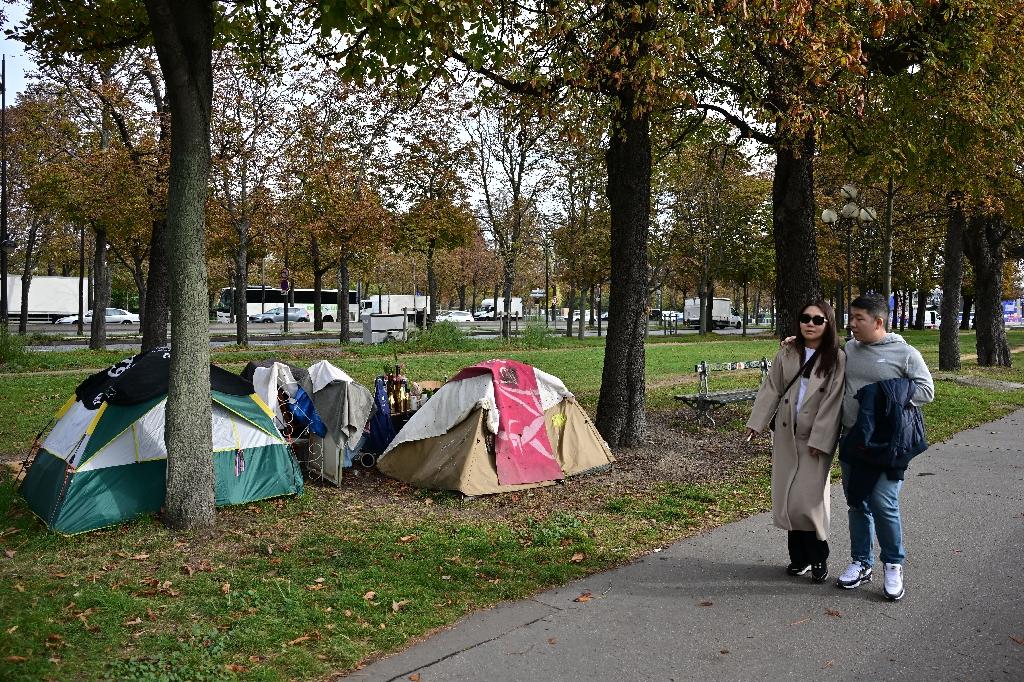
[883,562,905,601]
[836,561,872,589]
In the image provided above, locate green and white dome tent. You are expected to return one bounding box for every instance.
[19,347,303,535]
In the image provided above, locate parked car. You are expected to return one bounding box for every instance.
[436,310,474,323]
[248,306,309,323]
[55,308,139,325]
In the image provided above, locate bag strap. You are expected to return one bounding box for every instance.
[774,350,818,409]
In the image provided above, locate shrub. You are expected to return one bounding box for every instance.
[521,322,556,348]
[405,321,470,351]
[0,326,27,368]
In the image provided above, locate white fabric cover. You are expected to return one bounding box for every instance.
[383,367,573,455]
[252,363,301,427]
[76,403,284,472]
[308,360,356,393]
[41,401,97,462]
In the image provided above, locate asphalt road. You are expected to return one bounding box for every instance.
[348,410,1024,682]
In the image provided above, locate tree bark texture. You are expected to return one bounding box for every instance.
[141,217,170,351]
[427,240,437,326]
[338,256,350,344]
[772,128,823,340]
[145,0,215,530]
[594,93,650,448]
[939,196,964,371]
[963,213,1011,367]
[17,218,38,335]
[960,295,973,330]
[89,227,111,350]
[234,220,250,343]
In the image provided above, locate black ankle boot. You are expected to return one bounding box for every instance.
[811,561,829,583]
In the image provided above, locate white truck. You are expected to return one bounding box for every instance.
[360,294,430,320]
[475,297,524,320]
[3,275,89,323]
[683,297,741,329]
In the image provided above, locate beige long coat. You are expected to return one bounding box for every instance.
[746,345,846,541]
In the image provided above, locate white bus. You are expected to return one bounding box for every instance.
[217,287,359,322]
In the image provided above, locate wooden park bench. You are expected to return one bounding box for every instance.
[675,357,772,427]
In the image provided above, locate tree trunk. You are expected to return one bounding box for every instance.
[960,295,973,331]
[939,195,965,371]
[234,220,250,343]
[963,213,1011,366]
[145,0,215,531]
[458,284,466,312]
[501,252,516,340]
[881,175,895,331]
[313,268,324,331]
[577,288,585,339]
[742,281,748,337]
[338,256,350,344]
[17,220,38,334]
[426,239,438,326]
[772,128,823,339]
[914,288,927,330]
[703,280,715,333]
[594,85,650,448]
[565,287,575,337]
[132,255,147,327]
[89,227,110,350]
[141,217,170,351]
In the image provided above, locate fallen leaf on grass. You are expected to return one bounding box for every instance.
[573,592,592,603]
[363,590,377,600]
[5,655,27,663]
[392,599,411,613]
[225,663,249,673]
[4,550,15,559]
[221,583,231,594]
[825,608,842,618]
[399,535,418,543]
[570,553,585,563]
[124,617,143,626]
[13,583,24,592]
[697,601,713,607]
[314,577,325,583]
[306,584,326,591]
[6,625,17,634]
[287,631,321,646]
[129,554,150,561]
[146,609,157,621]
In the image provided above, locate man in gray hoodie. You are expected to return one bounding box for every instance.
[835,294,934,601]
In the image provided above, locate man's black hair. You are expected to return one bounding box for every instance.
[850,294,889,322]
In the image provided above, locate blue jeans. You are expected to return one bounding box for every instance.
[840,461,905,567]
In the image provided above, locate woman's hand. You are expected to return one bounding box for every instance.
[808,447,825,457]
[744,427,758,442]
[781,335,796,346]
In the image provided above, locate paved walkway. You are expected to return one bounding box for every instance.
[349,410,1024,681]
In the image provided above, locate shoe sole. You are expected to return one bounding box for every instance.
[812,571,829,583]
[836,574,872,589]
[787,566,811,576]
[884,587,905,601]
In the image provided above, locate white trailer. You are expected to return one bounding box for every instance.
[360,294,430,319]
[683,297,739,329]
[475,297,523,320]
[3,275,89,323]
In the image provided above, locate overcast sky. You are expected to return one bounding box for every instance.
[2,2,31,100]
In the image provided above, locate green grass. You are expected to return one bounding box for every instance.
[1,331,1022,680]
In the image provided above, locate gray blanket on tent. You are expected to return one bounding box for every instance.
[307,361,375,467]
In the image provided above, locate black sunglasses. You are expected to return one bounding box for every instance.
[799,313,827,326]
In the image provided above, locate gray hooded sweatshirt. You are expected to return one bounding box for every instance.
[842,333,935,428]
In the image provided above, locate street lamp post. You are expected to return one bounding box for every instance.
[1,56,8,329]
[821,184,875,334]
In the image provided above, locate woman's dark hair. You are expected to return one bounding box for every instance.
[794,300,839,378]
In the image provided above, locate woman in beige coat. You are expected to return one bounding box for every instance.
[745,300,845,583]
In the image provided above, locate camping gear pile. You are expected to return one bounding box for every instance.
[19,347,303,535]
[18,352,614,534]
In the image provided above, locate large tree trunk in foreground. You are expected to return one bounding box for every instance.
[141,217,170,351]
[939,195,965,371]
[89,227,111,350]
[595,94,649,448]
[145,0,215,530]
[963,213,1011,367]
[772,128,822,339]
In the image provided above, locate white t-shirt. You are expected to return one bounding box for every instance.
[796,346,816,410]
